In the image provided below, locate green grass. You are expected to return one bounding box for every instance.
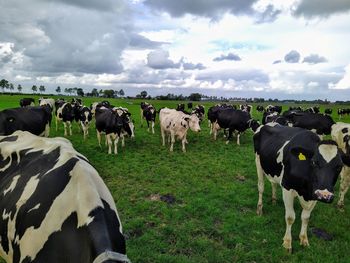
[1,94,350,263]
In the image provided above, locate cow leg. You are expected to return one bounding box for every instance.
[256,154,265,215]
[113,134,119,154]
[236,132,241,145]
[106,134,112,154]
[63,122,68,136]
[147,120,150,132]
[271,182,277,204]
[298,197,317,247]
[152,121,155,134]
[182,138,186,152]
[67,121,72,136]
[282,189,295,253]
[226,129,233,145]
[55,117,58,131]
[44,123,50,137]
[96,130,102,147]
[140,110,144,127]
[337,168,350,209]
[121,135,125,147]
[170,131,175,152]
[161,127,165,146]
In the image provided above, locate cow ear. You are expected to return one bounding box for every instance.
[290,147,312,161]
[339,149,350,166]
[7,117,15,123]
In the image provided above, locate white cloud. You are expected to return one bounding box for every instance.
[329,64,350,90]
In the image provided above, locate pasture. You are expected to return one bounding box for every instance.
[1,94,350,263]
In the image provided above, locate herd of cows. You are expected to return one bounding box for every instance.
[0,97,350,261]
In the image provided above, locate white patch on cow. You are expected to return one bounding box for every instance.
[277,141,290,164]
[319,144,338,163]
[331,122,350,152]
[27,203,41,213]
[3,175,20,196]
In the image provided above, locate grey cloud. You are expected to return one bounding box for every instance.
[273,60,281,64]
[213,53,241,62]
[302,54,328,64]
[255,4,282,24]
[284,50,300,63]
[196,68,269,83]
[129,33,167,49]
[182,62,206,70]
[147,50,181,69]
[39,0,123,12]
[293,0,350,18]
[144,0,257,19]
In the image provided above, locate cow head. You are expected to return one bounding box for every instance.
[80,108,92,126]
[185,114,201,132]
[288,140,342,203]
[0,113,16,135]
[248,119,260,132]
[341,127,350,155]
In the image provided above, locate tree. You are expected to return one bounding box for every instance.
[9,83,14,92]
[77,88,84,97]
[91,88,99,97]
[17,84,22,93]
[56,86,61,94]
[39,85,45,94]
[0,79,9,93]
[103,89,114,98]
[64,88,69,94]
[189,93,201,101]
[32,85,38,93]
[114,90,119,98]
[119,89,125,97]
[140,90,147,99]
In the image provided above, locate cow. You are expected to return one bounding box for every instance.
[337,108,350,119]
[176,103,185,112]
[19,98,35,107]
[159,108,201,152]
[0,106,52,137]
[266,105,282,114]
[113,107,135,148]
[0,131,130,263]
[331,122,350,209]
[207,104,234,134]
[324,108,332,115]
[305,106,320,114]
[239,104,252,114]
[254,124,343,252]
[39,98,55,111]
[256,105,264,112]
[140,101,150,126]
[289,106,302,111]
[77,106,93,140]
[95,108,132,154]
[262,111,289,126]
[284,112,335,137]
[142,104,156,134]
[187,102,193,109]
[55,102,75,136]
[213,108,260,145]
[191,105,205,122]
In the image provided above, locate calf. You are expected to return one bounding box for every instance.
[331,122,350,208]
[95,108,132,154]
[113,107,135,148]
[56,102,75,136]
[0,106,52,137]
[77,106,93,140]
[160,108,201,152]
[213,108,260,145]
[285,112,335,137]
[142,104,156,134]
[19,98,35,107]
[324,108,332,115]
[0,131,130,263]
[254,124,343,252]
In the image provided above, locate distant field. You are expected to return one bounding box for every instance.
[0,94,350,263]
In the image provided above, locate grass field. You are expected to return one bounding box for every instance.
[1,94,350,263]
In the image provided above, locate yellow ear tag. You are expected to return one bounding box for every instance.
[298,153,306,161]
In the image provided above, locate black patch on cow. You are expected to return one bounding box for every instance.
[0,135,18,142]
[0,147,78,257]
[23,200,125,263]
[342,127,348,134]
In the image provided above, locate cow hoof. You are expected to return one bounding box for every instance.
[282,240,292,254]
[225,141,229,145]
[337,202,344,210]
[256,206,263,216]
[299,236,309,247]
[272,198,277,205]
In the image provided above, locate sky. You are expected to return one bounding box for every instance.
[1,0,350,101]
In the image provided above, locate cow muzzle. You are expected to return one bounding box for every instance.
[314,189,334,203]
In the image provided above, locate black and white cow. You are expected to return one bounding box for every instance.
[337,108,350,119]
[39,98,55,111]
[213,108,260,145]
[191,105,205,122]
[95,108,132,154]
[284,112,335,137]
[187,102,193,109]
[91,101,111,117]
[0,131,130,263]
[256,105,264,112]
[265,105,282,114]
[324,108,332,115]
[262,111,289,126]
[141,104,156,134]
[207,104,234,134]
[254,124,343,252]
[305,106,320,114]
[55,102,75,136]
[176,103,185,112]
[331,122,350,209]
[0,106,52,137]
[19,98,35,107]
[239,104,252,114]
[113,107,135,148]
[77,106,93,140]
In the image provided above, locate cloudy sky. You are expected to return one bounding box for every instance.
[1,0,350,100]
